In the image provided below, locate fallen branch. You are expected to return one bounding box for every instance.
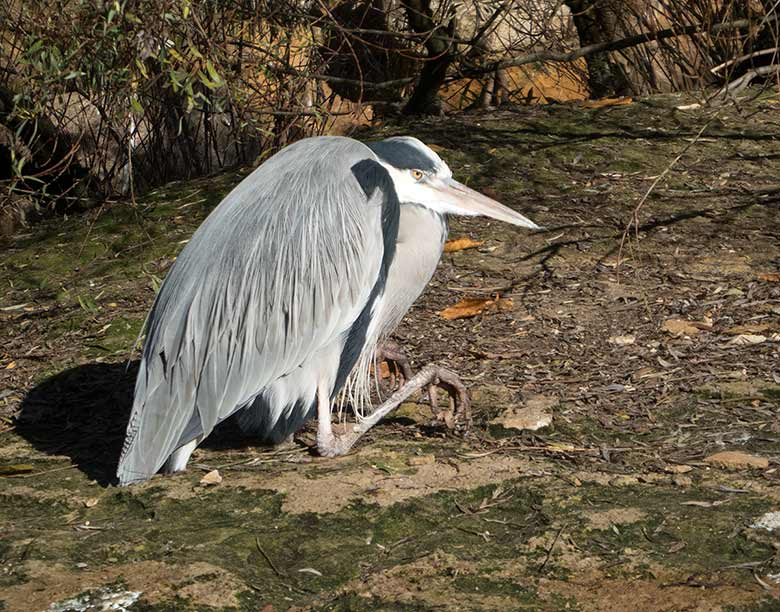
[713,64,780,98]
[711,48,780,74]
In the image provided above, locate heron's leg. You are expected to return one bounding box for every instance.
[316,365,471,458]
[162,437,201,474]
[316,380,339,457]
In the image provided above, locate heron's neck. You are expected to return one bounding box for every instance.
[399,203,447,241]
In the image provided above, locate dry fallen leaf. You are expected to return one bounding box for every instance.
[581,97,633,109]
[704,451,768,470]
[200,469,223,486]
[758,272,780,282]
[378,361,391,379]
[724,323,775,335]
[681,500,730,508]
[443,237,484,253]
[661,319,700,336]
[5,361,16,370]
[84,498,99,508]
[608,335,636,346]
[438,297,512,320]
[676,103,702,111]
[728,334,767,345]
[664,464,694,474]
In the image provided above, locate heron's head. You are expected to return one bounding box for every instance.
[368,136,540,230]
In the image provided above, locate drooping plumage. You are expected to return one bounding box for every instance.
[117,135,539,485]
[119,137,393,484]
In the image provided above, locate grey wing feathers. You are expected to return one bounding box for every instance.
[117,137,387,485]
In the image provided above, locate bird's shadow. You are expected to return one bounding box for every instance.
[16,361,255,486]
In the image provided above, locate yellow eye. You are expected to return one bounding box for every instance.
[411,169,424,181]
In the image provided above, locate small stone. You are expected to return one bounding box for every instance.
[200,469,223,486]
[672,475,693,488]
[407,454,435,467]
[489,394,555,432]
[751,512,780,532]
[703,451,768,471]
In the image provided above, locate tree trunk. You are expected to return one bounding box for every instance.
[564,0,633,98]
[402,0,455,115]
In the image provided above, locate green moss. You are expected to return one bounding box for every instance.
[452,575,535,599]
[566,483,775,574]
[310,594,437,612]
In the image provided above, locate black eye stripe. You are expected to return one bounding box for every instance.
[367,139,438,173]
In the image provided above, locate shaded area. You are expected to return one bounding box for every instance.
[15,362,137,484]
[15,362,285,485]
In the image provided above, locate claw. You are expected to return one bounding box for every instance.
[375,340,414,391]
[428,367,471,430]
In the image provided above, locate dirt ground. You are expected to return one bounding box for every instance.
[1,91,780,612]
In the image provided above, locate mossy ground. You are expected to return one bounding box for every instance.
[1,91,780,611]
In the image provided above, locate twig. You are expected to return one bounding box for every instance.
[1,464,77,479]
[538,523,566,573]
[711,48,780,74]
[256,536,286,577]
[617,117,717,271]
[713,65,780,98]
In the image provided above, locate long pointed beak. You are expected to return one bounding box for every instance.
[434,179,541,230]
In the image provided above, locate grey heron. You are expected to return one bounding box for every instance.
[117,136,539,485]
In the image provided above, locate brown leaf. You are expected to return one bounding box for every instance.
[724,323,775,335]
[703,451,768,470]
[443,237,484,253]
[758,272,780,282]
[378,361,391,379]
[581,97,633,109]
[661,319,700,336]
[438,297,513,320]
[664,464,693,474]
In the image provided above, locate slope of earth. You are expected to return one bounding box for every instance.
[1,90,779,611]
